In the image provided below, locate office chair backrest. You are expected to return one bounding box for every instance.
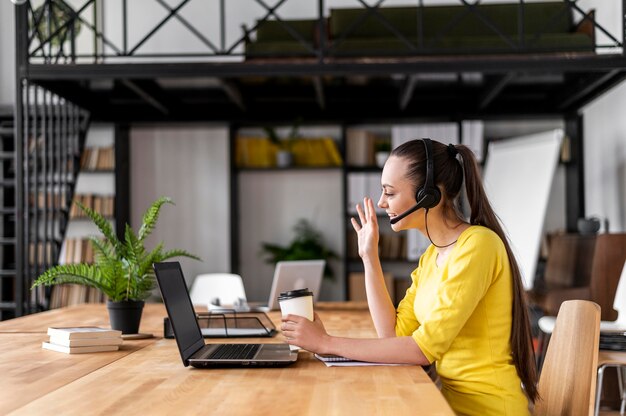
[534,300,601,416]
[613,260,626,327]
[189,273,247,307]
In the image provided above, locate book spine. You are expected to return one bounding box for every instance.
[42,342,119,354]
[48,336,123,347]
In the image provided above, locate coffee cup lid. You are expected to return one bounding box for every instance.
[278,288,313,301]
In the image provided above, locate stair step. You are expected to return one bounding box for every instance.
[0,238,16,245]
[0,152,14,159]
[0,302,17,310]
[0,270,16,277]
[0,180,15,187]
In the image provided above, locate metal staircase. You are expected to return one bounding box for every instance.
[0,108,17,320]
[0,85,89,320]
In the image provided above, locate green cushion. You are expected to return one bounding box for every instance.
[330,2,574,39]
[330,7,419,38]
[255,19,318,42]
[329,33,594,56]
[245,2,591,58]
[420,3,572,37]
[245,40,315,57]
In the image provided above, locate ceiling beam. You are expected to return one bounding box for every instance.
[313,76,325,110]
[399,75,418,110]
[556,70,622,111]
[120,79,170,115]
[27,55,626,80]
[35,80,101,113]
[218,79,246,111]
[478,72,515,110]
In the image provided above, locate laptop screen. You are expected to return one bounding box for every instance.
[267,260,325,310]
[154,262,205,365]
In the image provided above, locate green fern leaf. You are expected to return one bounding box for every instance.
[32,264,108,293]
[76,200,121,252]
[138,196,173,242]
[158,249,202,262]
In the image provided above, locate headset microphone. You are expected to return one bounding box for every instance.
[389,194,430,225]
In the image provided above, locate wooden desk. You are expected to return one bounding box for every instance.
[1,303,453,415]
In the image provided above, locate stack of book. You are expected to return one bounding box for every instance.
[42,327,123,354]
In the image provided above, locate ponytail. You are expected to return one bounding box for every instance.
[455,144,539,402]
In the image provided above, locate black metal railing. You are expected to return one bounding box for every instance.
[12,81,89,317]
[22,0,625,63]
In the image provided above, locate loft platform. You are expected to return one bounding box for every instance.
[16,0,626,122]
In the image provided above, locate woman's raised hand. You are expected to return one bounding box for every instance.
[350,197,379,260]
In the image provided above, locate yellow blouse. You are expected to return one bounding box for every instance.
[395,226,529,416]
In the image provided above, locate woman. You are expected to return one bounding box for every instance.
[281,139,538,415]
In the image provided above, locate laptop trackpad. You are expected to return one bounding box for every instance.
[258,344,298,360]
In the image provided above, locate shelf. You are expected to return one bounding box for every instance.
[79,169,115,174]
[237,166,343,172]
[346,166,383,173]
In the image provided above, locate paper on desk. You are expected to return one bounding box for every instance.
[320,360,406,367]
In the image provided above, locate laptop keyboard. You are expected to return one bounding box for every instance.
[208,344,261,360]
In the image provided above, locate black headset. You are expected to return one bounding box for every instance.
[389,138,441,225]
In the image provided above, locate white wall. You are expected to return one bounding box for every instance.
[238,170,344,302]
[130,125,230,286]
[0,0,15,106]
[578,0,626,232]
[582,79,626,232]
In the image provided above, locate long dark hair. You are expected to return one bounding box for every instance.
[391,139,539,402]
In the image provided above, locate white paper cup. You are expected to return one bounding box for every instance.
[278,288,314,351]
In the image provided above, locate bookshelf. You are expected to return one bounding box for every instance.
[50,125,120,309]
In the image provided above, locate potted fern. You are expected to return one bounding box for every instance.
[32,196,200,334]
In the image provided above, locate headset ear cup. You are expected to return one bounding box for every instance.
[416,186,441,209]
[414,138,441,210]
[430,186,442,208]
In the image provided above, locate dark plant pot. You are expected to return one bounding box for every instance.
[107,300,145,334]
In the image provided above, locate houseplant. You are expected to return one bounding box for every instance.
[263,118,302,167]
[260,218,337,280]
[32,196,200,334]
[374,139,392,168]
[31,1,82,48]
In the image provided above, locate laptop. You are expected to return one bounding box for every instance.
[154,261,298,368]
[251,260,325,311]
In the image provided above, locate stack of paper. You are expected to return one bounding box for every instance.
[42,327,123,354]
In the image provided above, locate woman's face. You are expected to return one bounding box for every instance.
[378,156,422,230]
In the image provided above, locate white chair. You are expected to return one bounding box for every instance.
[189,273,247,310]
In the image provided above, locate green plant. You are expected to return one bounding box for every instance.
[263,117,302,152]
[260,219,337,279]
[31,1,82,47]
[32,196,201,302]
[374,139,392,153]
